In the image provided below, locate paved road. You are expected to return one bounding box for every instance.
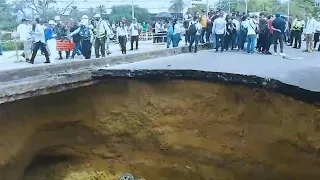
[104,46,320,92]
[0,41,166,71]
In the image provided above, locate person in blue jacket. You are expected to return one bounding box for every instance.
[44,20,57,61]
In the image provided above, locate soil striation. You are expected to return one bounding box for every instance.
[0,79,319,180]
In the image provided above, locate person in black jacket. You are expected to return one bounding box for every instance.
[272,12,286,55]
[257,12,271,54]
[224,18,236,51]
[70,21,81,58]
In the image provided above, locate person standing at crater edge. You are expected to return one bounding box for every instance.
[29,18,51,64]
[16,18,32,62]
[54,16,70,59]
[93,13,111,58]
[129,18,141,50]
[68,19,94,59]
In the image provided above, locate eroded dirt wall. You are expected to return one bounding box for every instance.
[0,80,320,180]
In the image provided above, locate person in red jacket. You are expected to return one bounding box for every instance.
[266,15,274,54]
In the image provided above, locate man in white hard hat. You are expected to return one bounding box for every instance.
[45,20,57,62]
[54,15,70,59]
[93,13,111,58]
[68,19,94,59]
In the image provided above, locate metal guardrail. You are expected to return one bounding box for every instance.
[0,31,21,62]
[0,30,168,62]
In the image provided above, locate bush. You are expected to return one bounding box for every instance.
[0,42,23,51]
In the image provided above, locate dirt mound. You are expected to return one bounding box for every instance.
[0,79,319,180]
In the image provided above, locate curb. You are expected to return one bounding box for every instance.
[0,44,212,83]
[0,43,213,104]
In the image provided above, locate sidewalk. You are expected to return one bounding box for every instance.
[0,41,167,71]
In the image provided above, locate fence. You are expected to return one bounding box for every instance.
[0,31,22,62]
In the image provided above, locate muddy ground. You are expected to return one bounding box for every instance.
[0,80,319,180]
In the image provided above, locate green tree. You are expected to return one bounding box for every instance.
[187,4,207,14]
[0,0,17,30]
[109,5,151,23]
[169,0,184,17]
[12,0,74,20]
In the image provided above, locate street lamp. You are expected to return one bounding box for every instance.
[206,0,209,14]
[132,0,135,19]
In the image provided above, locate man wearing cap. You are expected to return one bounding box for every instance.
[129,18,141,50]
[93,13,111,58]
[16,18,32,62]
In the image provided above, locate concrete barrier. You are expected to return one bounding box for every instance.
[0,43,213,104]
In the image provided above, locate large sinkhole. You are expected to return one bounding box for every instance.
[0,79,320,180]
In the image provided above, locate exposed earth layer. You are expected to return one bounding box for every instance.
[0,79,319,180]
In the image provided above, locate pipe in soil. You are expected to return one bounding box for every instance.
[0,79,319,180]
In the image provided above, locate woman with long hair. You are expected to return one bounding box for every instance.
[116,21,128,54]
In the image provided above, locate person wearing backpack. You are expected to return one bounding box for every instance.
[68,20,94,59]
[188,17,202,53]
[93,14,111,58]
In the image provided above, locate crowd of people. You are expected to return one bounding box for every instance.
[13,14,146,64]
[152,10,320,55]
[3,10,320,64]
[181,11,320,55]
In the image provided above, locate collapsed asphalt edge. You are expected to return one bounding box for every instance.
[92,69,320,106]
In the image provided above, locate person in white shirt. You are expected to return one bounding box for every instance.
[188,17,202,53]
[243,14,258,54]
[29,18,50,64]
[172,19,183,47]
[213,13,227,52]
[129,18,140,50]
[154,21,162,43]
[93,14,111,58]
[314,16,320,51]
[232,16,240,49]
[304,14,317,52]
[116,21,128,54]
[16,18,32,62]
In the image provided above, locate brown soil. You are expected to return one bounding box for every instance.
[0,79,320,180]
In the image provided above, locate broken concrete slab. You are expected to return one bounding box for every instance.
[0,45,212,104]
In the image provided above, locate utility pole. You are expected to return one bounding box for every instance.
[132,0,135,19]
[287,0,290,17]
[245,0,248,14]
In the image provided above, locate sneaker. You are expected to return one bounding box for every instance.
[274,52,277,56]
[280,52,286,56]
